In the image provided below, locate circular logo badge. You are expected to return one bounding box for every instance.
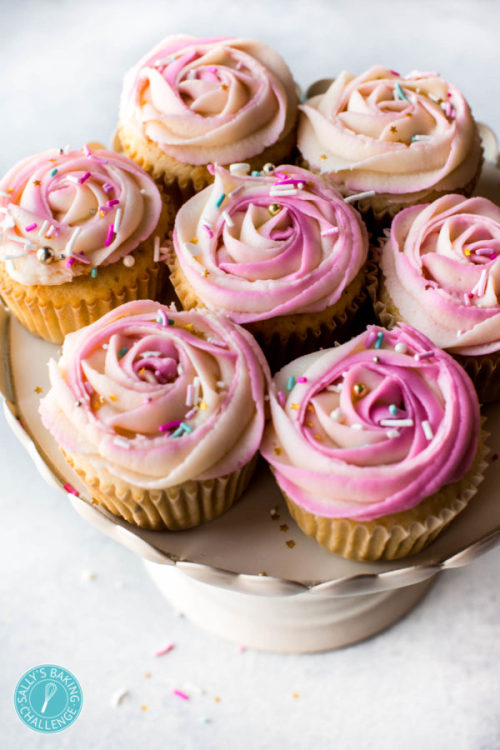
[14,664,83,734]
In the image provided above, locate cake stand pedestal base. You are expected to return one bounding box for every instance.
[143,561,436,653]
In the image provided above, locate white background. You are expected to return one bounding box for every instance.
[1,1,499,749]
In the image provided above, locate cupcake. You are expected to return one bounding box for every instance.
[117,35,298,200]
[39,300,269,530]
[0,144,173,343]
[377,194,500,402]
[261,324,486,561]
[297,66,482,226]
[167,164,369,369]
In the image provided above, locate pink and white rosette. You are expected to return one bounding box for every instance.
[298,66,480,196]
[172,164,368,323]
[0,146,161,285]
[261,325,480,521]
[381,195,500,355]
[119,35,298,165]
[39,300,268,489]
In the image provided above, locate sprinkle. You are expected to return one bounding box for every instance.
[38,219,49,237]
[387,429,400,438]
[108,394,117,402]
[118,346,128,359]
[394,81,409,102]
[330,408,343,422]
[411,135,431,142]
[25,223,37,232]
[278,391,286,407]
[159,421,182,432]
[326,384,342,393]
[320,154,327,160]
[351,423,364,430]
[153,236,160,262]
[91,267,98,278]
[199,402,208,410]
[374,331,385,349]
[173,690,189,701]
[321,227,338,237]
[297,377,308,383]
[222,210,234,227]
[269,188,297,197]
[216,381,225,389]
[200,718,211,724]
[81,569,96,581]
[202,222,213,238]
[353,383,367,397]
[250,170,260,177]
[344,191,376,204]
[206,164,215,175]
[110,689,129,707]
[389,404,398,415]
[280,524,289,532]
[113,437,131,449]
[286,540,296,549]
[186,384,195,406]
[83,144,91,157]
[104,224,114,247]
[177,363,183,375]
[141,705,147,711]
[473,268,488,297]
[379,418,414,427]
[474,248,494,257]
[290,403,299,411]
[63,483,79,496]
[123,255,135,267]
[79,171,91,184]
[34,386,43,395]
[270,507,280,519]
[229,163,250,175]
[274,447,282,455]
[395,342,407,354]
[103,183,114,194]
[414,350,434,361]
[156,309,167,326]
[113,208,122,234]
[215,193,226,208]
[421,420,433,440]
[287,375,296,390]
[65,257,76,269]
[155,642,175,657]
[49,167,58,178]
[185,407,198,419]
[228,185,244,199]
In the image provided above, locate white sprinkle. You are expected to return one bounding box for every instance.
[229,163,250,175]
[228,185,244,199]
[65,226,81,257]
[113,437,131,449]
[344,191,376,203]
[140,188,147,195]
[123,255,135,267]
[269,188,298,197]
[9,235,28,245]
[110,688,129,708]
[102,343,109,350]
[330,408,343,422]
[326,384,342,393]
[140,350,162,357]
[222,210,234,227]
[472,268,488,298]
[193,376,201,403]
[351,423,364,430]
[216,380,225,388]
[66,175,81,184]
[177,363,183,376]
[387,429,400,438]
[63,144,71,153]
[457,329,463,337]
[113,207,122,233]
[321,227,338,237]
[395,342,407,354]
[379,418,414,427]
[80,569,96,582]
[186,384,195,407]
[154,236,160,263]
[422,420,433,440]
[427,92,440,102]
[411,134,431,142]
[184,241,200,256]
[46,223,55,238]
[39,219,49,237]
[3,252,25,260]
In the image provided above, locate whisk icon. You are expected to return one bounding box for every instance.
[40,682,58,714]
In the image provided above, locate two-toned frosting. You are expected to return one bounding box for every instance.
[119,35,298,165]
[261,325,480,521]
[39,301,268,489]
[172,164,368,323]
[298,66,480,198]
[0,145,162,285]
[381,195,500,355]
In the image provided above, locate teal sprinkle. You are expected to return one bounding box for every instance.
[395,82,409,102]
[118,346,128,359]
[180,421,193,434]
[215,193,226,208]
[167,318,175,326]
[300,95,308,104]
[287,375,296,391]
[374,331,384,349]
[389,404,398,415]
[171,426,184,438]
[90,267,98,278]
[50,168,58,177]
[251,170,261,177]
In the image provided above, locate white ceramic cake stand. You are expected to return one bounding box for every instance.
[1,152,499,653]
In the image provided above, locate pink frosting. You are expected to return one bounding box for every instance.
[172,164,368,323]
[39,301,269,489]
[298,66,480,197]
[119,35,298,165]
[0,145,162,285]
[381,195,500,355]
[261,324,480,521]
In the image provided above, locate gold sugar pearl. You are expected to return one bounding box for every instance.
[353,383,367,398]
[36,246,55,264]
[268,203,281,216]
[262,162,275,175]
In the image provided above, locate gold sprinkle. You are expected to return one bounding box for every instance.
[305,421,313,428]
[314,434,323,441]
[214,696,221,703]
[185,323,194,332]
[190,236,198,244]
[286,540,296,549]
[202,269,209,277]
[464,248,471,256]
[273,447,282,455]
[199,402,208,410]
[221,84,228,91]
[34,386,43,394]
[259,571,268,576]
[293,693,300,699]
[390,125,397,134]
[144,672,151,679]
[307,404,315,412]
[291,403,299,411]
[141,705,148,711]
[139,367,145,375]
[99,210,105,218]
[279,524,289,532]
[109,394,117,402]
[32,181,40,187]
[320,154,327,160]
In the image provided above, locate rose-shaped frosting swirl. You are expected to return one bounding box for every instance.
[39,300,268,488]
[0,145,162,285]
[172,164,368,322]
[261,324,479,521]
[381,195,500,355]
[298,66,480,196]
[119,35,298,165]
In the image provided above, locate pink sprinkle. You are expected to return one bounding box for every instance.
[104,224,114,247]
[159,420,182,432]
[237,646,246,653]
[79,171,91,184]
[390,70,400,76]
[155,642,175,657]
[202,224,214,238]
[83,144,91,157]
[90,155,108,164]
[103,183,114,194]
[414,350,433,360]
[145,397,152,404]
[186,384,195,406]
[321,227,338,237]
[274,171,288,179]
[207,164,215,175]
[278,391,286,407]
[107,199,120,207]
[185,407,197,419]
[273,178,304,187]
[475,248,495,257]
[172,690,189,701]
[72,251,91,264]
[63,483,79,497]
[464,293,471,306]
[25,223,37,232]
[65,257,76,269]
[297,377,308,383]
[364,330,377,348]
[207,66,217,74]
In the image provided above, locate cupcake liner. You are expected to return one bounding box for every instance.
[281,432,488,562]
[63,450,259,531]
[116,124,298,204]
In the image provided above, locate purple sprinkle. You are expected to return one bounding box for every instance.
[72,252,91,264]
[202,224,214,238]
[159,420,182,432]
[103,183,114,194]
[107,199,120,207]
[104,224,114,247]
[25,223,37,232]
[415,350,434,361]
[278,391,286,407]
[80,172,91,184]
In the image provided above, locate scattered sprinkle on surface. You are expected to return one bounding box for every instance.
[110,688,129,707]
[286,540,296,549]
[155,642,175,657]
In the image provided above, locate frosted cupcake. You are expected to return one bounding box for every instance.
[168,164,369,369]
[261,324,486,561]
[117,35,298,199]
[298,66,482,225]
[377,195,500,402]
[39,300,268,530]
[0,145,172,343]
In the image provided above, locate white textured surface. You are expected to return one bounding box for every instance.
[1,1,500,749]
